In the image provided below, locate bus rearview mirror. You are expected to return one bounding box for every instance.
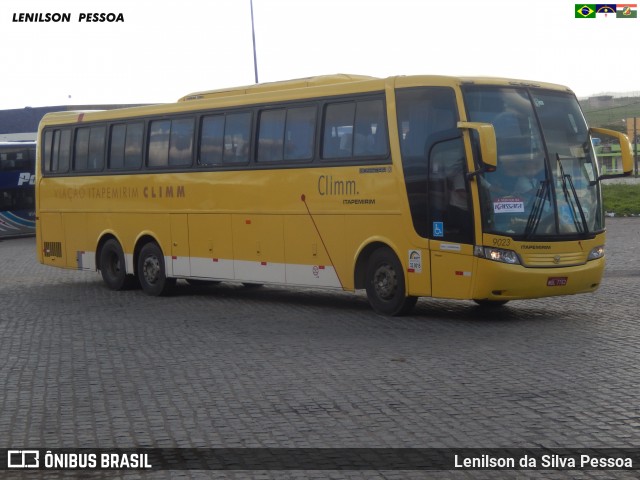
[457,121,498,171]
[590,127,634,177]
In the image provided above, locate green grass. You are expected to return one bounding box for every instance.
[602,183,640,216]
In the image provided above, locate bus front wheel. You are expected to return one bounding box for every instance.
[365,248,417,316]
[137,242,175,296]
[99,239,137,290]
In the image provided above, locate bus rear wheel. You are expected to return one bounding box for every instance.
[365,247,417,316]
[137,242,175,296]
[99,238,137,290]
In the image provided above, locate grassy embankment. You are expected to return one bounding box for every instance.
[580,96,640,216]
[602,183,640,216]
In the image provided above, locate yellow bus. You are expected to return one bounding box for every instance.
[35,74,633,315]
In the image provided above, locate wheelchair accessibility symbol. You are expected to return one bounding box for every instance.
[433,222,444,238]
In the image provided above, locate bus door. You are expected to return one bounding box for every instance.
[396,87,475,299]
[426,134,475,299]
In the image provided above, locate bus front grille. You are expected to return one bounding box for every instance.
[520,251,585,267]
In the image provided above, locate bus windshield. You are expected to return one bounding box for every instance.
[463,86,602,239]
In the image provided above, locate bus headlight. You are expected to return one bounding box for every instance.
[587,245,604,261]
[475,246,521,265]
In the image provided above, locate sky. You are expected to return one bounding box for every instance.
[1,0,639,110]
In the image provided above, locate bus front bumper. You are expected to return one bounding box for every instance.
[471,257,605,301]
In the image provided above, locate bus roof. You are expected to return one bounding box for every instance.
[179,74,572,102]
[178,74,377,102]
[38,74,574,127]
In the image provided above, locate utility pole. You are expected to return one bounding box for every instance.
[250,0,259,84]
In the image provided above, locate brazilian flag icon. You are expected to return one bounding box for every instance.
[576,4,596,17]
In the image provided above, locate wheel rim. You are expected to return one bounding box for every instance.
[142,255,161,285]
[373,263,398,300]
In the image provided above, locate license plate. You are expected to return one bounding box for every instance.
[547,277,568,287]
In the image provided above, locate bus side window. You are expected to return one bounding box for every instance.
[258,109,286,162]
[148,120,170,167]
[75,128,91,171]
[110,125,127,169]
[57,130,71,173]
[354,99,388,157]
[147,117,195,168]
[200,115,225,166]
[223,112,252,164]
[323,102,355,159]
[321,98,387,161]
[89,126,106,170]
[43,129,71,173]
[43,131,53,173]
[257,106,317,163]
[284,106,316,161]
[124,123,144,169]
[168,118,194,167]
[74,126,105,172]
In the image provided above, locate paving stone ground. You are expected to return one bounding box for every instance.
[1,218,639,479]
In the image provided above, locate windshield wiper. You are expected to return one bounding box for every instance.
[524,179,549,238]
[556,153,589,234]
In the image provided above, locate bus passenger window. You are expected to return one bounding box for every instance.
[322,102,355,159]
[200,115,225,165]
[57,130,71,173]
[284,106,316,161]
[43,131,53,172]
[88,126,106,170]
[110,123,143,170]
[354,100,387,157]
[223,112,251,164]
[258,109,286,162]
[148,120,170,167]
[74,126,105,171]
[148,119,194,168]
[74,128,90,171]
[168,118,194,167]
[110,125,127,169]
[124,123,143,169]
[258,106,316,163]
[322,99,386,160]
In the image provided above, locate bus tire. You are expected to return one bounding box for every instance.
[365,247,417,316]
[99,239,137,291]
[137,242,175,296]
